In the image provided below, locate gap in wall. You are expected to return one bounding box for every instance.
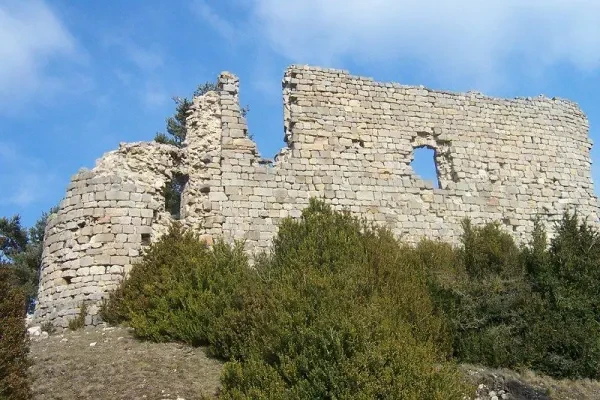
[237,72,288,159]
[141,233,151,246]
[163,173,189,219]
[411,146,440,189]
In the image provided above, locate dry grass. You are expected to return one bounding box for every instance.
[29,326,223,400]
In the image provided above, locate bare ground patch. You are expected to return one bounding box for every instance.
[29,326,223,400]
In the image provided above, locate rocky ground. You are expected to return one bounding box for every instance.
[28,326,600,400]
[463,364,600,400]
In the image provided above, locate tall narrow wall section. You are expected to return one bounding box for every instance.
[35,65,600,327]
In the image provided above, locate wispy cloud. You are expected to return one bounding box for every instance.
[142,83,170,109]
[0,0,81,112]
[191,0,238,44]
[199,0,600,90]
[103,36,165,73]
[101,36,169,108]
[0,143,18,163]
[0,141,57,208]
[7,173,54,207]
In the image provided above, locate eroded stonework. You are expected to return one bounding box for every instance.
[35,65,600,327]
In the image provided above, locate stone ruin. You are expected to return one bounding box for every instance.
[34,65,600,328]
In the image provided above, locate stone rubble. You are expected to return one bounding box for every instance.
[34,65,600,328]
[28,326,41,337]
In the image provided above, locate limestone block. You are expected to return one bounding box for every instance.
[111,256,129,265]
[90,266,105,275]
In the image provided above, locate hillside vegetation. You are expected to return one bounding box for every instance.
[103,199,468,398]
[0,267,31,400]
[99,199,600,398]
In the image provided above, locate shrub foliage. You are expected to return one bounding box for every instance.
[422,212,600,379]
[105,200,600,396]
[1,208,57,311]
[0,266,31,400]
[68,302,88,331]
[104,200,470,398]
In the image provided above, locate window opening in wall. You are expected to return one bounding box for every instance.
[141,233,151,246]
[163,173,189,220]
[352,138,365,148]
[411,146,441,189]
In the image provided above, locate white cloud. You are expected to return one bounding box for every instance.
[0,0,77,108]
[244,0,600,88]
[128,46,164,72]
[192,0,237,43]
[102,37,164,73]
[0,141,57,207]
[142,84,169,109]
[100,36,168,108]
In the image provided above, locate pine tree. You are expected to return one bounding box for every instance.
[155,82,219,147]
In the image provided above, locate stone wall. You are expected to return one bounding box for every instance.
[35,65,600,327]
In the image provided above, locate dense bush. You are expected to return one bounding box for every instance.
[101,222,253,346]
[105,198,600,392]
[420,221,538,369]
[0,266,31,400]
[423,213,600,379]
[105,201,470,399]
[1,209,56,311]
[524,214,600,378]
[215,201,466,398]
[68,302,88,331]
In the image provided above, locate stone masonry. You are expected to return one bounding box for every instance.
[34,65,600,327]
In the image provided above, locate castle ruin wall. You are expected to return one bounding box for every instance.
[35,65,600,327]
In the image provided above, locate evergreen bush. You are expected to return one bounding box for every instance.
[104,198,600,391]
[105,200,470,398]
[424,212,600,379]
[0,266,31,400]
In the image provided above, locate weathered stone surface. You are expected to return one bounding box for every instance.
[34,65,600,328]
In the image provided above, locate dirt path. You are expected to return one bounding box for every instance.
[29,326,223,400]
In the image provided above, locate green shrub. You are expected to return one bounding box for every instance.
[68,302,88,331]
[213,200,469,398]
[0,266,31,400]
[102,222,254,346]
[106,201,600,384]
[524,213,600,378]
[424,212,600,379]
[106,201,471,398]
[421,221,536,370]
[460,219,522,279]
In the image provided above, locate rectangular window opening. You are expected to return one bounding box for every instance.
[411,146,442,189]
[141,233,151,246]
[163,173,189,220]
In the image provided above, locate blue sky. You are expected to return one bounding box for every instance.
[2,0,600,228]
